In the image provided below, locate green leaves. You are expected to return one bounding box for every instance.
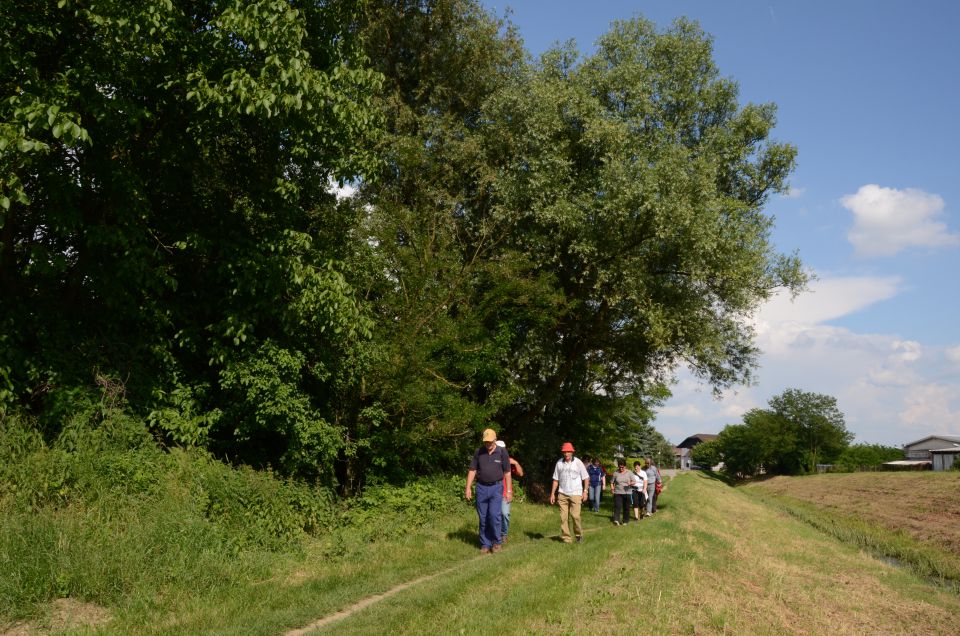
[717,389,852,477]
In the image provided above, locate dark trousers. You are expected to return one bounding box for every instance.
[475,482,503,548]
[613,493,631,524]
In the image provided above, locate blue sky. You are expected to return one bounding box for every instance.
[481,0,960,447]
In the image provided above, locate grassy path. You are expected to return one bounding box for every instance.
[272,473,960,636]
[74,472,960,635]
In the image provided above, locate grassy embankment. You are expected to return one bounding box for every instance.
[8,447,960,634]
[4,414,960,636]
[742,471,960,588]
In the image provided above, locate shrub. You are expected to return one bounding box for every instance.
[341,475,468,542]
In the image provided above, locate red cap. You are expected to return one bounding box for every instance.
[561,442,575,452]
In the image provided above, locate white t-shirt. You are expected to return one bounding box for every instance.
[633,469,648,492]
[553,457,589,496]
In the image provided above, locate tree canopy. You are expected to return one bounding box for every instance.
[3,0,805,491]
[715,389,853,477]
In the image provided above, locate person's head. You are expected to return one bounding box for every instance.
[644,457,652,468]
[482,428,497,450]
[617,458,626,470]
[560,442,575,459]
[634,461,642,470]
[591,457,599,465]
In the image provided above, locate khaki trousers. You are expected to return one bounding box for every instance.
[557,492,583,542]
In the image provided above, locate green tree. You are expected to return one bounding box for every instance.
[690,439,721,469]
[342,0,533,485]
[717,389,852,477]
[482,17,806,450]
[354,7,804,484]
[715,423,765,478]
[768,389,852,473]
[835,444,903,471]
[1,0,381,478]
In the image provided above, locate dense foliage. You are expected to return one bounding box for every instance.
[2,0,804,489]
[1,0,382,480]
[834,444,903,471]
[714,389,853,477]
[0,411,468,619]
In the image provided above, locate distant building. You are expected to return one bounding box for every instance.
[894,435,960,471]
[675,433,718,470]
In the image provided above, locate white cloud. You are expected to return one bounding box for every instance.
[841,184,960,258]
[657,403,703,419]
[754,275,901,332]
[946,346,960,366]
[654,274,960,446]
[898,384,960,431]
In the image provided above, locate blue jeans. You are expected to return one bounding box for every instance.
[501,497,511,536]
[475,482,503,549]
[588,484,603,512]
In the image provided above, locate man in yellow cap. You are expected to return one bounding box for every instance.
[549,441,589,543]
[465,428,513,553]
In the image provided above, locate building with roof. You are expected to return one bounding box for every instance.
[893,435,960,471]
[674,433,719,470]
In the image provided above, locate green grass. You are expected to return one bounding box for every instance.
[6,432,960,635]
[741,485,960,591]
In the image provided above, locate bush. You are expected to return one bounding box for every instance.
[341,475,469,543]
[0,409,476,621]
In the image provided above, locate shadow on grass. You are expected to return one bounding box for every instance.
[524,531,546,540]
[694,469,737,486]
[446,526,479,546]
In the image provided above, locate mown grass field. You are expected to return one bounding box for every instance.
[743,471,960,555]
[7,471,960,635]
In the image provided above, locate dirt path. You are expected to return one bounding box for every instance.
[283,561,465,636]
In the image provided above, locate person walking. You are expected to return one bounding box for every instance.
[549,442,589,543]
[587,457,606,513]
[609,459,636,526]
[643,457,658,517]
[496,440,523,543]
[465,428,512,553]
[631,461,648,521]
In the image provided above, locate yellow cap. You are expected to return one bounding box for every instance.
[481,428,497,442]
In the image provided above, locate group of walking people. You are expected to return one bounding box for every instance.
[465,429,662,552]
[606,457,662,526]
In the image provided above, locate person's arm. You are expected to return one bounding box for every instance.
[549,479,559,505]
[581,475,589,500]
[510,458,524,478]
[503,453,513,504]
[465,468,476,501]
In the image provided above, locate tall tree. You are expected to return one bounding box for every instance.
[483,18,806,445]
[344,0,536,484]
[716,389,851,477]
[355,8,805,484]
[768,389,852,473]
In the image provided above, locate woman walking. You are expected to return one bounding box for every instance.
[631,461,648,521]
[609,459,636,526]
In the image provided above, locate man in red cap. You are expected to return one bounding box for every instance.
[549,441,589,543]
